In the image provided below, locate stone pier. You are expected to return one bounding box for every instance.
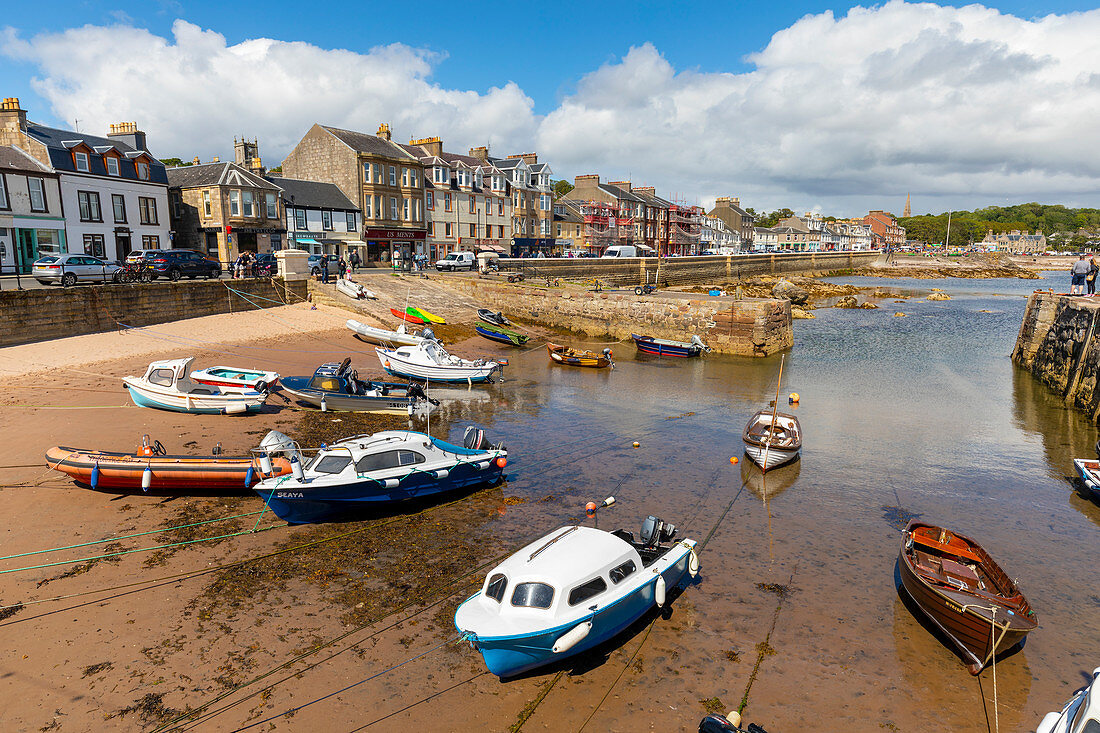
[449,279,791,356]
[1013,292,1100,421]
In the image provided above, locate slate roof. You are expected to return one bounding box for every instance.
[599,183,645,203]
[0,145,54,175]
[23,121,168,184]
[166,162,281,191]
[322,126,418,160]
[631,189,670,207]
[268,176,357,211]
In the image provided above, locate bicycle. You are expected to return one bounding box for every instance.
[117,262,152,284]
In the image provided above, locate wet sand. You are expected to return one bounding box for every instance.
[0,297,1096,732]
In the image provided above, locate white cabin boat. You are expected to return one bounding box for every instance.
[1037,667,1100,733]
[376,341,501,383]
[123,358,267,414]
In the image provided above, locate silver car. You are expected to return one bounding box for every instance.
[32,254,122,286]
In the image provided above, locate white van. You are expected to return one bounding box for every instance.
[435,251,476,271]
[601,245,656,258]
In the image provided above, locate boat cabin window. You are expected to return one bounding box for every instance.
[309,377,342,392]
[355,450,425,473]
[608,560,637,585]
[148,368,175,387]
[485,573,508,603]
[311,455,351,474]
[510,582,554,609]
[568,576,608,606]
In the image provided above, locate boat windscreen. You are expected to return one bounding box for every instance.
[310,455,351,474]
[510,582,554,609]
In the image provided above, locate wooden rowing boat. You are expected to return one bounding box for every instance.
[546,343,614,369]
[742,410,802,470]
[390,308,425,325]
[477,309,512,327]
[899,520,1037,675]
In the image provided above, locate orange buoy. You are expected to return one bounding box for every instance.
[632,441,640,448]
[730,456,739,464]
[585,501,598,517]
[788,392,800,404]
[495,456,507,468]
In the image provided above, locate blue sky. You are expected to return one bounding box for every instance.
[5,1,1100,215]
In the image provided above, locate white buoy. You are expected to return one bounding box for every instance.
[726,711,742,727]
[655,575,667,607]
[259,453,273,476]
[552,621,592,654]
[689,548,700,577]
[224,402,248,415]
[407,404,415,416]
[290,457,305,481]
[603,496,616,508]
[141,467,152,492]
[320,395,328,412]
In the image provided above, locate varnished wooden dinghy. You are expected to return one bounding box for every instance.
[546,343,614,369]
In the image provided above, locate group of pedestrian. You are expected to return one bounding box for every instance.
[320,250,363,284]
[233,251,255,279]
[1071,253,1099,295]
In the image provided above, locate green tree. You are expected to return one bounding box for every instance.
[552,180,574,199]
[756,208,794,228]
[160,157,187,167]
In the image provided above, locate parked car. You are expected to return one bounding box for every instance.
[127,249,221,280]
[252,252,278,276]
[32,254,122,286]
[306,253,340,276]
[601,245,657,258]
[435,251,476,271]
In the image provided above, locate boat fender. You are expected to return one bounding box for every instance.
[244,465,254,487]
[290,456,305,482]
[91,462,100,489]
[382,478,399,489]
[225,402,248,415]
[1086,478,1096,492]
[320,395,328,412]
[259,453,273,476]
[655,575,667,607]
[552,621,592,654]
[689,548,700,578]
[434,468,449,479]
[407,404,414,416]
[142,467,153,492]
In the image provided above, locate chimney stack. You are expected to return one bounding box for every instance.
[376,122,392,141]
[192,156,200,165]
[574,174,600,186]
[0,97,28,136]
[608,180,631,191]
[507,153,538,164]
[409,136,443,157]
[468,146,489,162]
[107,121,148,152]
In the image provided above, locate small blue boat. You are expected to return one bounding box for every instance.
[281,358,436,415]
[455,513,698,677]
[631,333,710,358]
[252,427,507,523]
[475,321,530,346]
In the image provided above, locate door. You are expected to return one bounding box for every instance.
[15,229,37,273]
[115,233,132,260]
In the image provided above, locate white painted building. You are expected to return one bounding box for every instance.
[270,176,362,256]
[700,215,742,252]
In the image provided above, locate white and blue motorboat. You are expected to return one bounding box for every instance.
[376,340,503,384]
[1037,666,1100,733]
[455,511,698,677]
[252,427,506,523]
[1072,448,1100,502]
[280,358,437,415]
[123,358,267,415]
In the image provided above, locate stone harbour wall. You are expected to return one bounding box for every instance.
[1013,292,1100,421]
[498,251,882,287]
[449,279,792,356]
[0,278,308,348]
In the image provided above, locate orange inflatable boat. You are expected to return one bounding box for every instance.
[45,440,292,492]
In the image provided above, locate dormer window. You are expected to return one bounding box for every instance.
[433,166,448,184]
[492,174,503,191]
[74,152,90,172]
[136,162,149,180]
[106,157,119,176]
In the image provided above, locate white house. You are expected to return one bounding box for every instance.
[270,175,362,257]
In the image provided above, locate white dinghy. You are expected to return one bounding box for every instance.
[376,340,502,383]
[346,319,430,347]
[336,278,377,300]
[123,358,267,415]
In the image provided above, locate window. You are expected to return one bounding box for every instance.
[374,195,382,219]
[403,198,409,221]
[363,197,373,219]
[609,560,637,584]
[77,191,102,222]
[354,450,425,472]
[485,574,508,603]
[541,194,551,211]
[511,582,554,609]
[346,211,356,231]
[444,222,452,238]
[112,194,126,223]
[363,162,372,183]
[389,166,396,186]
[427,221,434,236]
[322,210,332,230]
[541,219,551,236]
[229,190,240,216]
[390,197,398,220]
[312,455,351,474]
[241,191,254,217]
[434,166,447,184]
[0,174,8,210]
[142,235,159,248]
[139,197,158,225]
[266,192,277,218]
[295,208,307,229]
[444,193,452,212]
[106,157,119,176]
[426,191,434,210]
[136,161,149,180]
[568,577,607,606]
[202,190,211,217]
[557,225,562,237]
[498,199,503,216]
[469,223,476,237]
[498,225,505,239]
[469,195,476,214]
[74,151,90,172]
[409,169,418,187]
[27,178,46,212]
[82,234,105,258]
[148,368,175,387]
[402,168,409,186]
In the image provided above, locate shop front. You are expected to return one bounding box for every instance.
[512,237,556,257]
[364,228,426,268]
[3,214,67,272]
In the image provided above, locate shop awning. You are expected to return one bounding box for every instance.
[295,238,319,245]
[476,244,507,253]
[343,240,367,247]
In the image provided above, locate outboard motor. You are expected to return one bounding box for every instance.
[640,515,676,548]
[691,334,712,353]
[463,426,491,451]
[421,327,436,342]
[1094,438,1100,461]
[258,430,300,462]
[699,711,767,733]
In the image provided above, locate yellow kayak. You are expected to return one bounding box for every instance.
[408,307,446,324]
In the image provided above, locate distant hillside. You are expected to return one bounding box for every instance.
[900,203,1100,247]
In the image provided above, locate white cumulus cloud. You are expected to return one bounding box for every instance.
[6,3,1100,215]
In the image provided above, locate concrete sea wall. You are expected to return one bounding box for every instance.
[449,279,792,356]
[1012,292,1100,421]
[498,251,882,286]
[0,278,308,348]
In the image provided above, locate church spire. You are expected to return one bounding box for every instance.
[903,192,911,218]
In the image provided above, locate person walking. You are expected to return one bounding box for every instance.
[1089,254,1099,296]
[321,255,331,284]
[337,256,346,281]
[1072,254,1091,294]
[233,252,245,280]
[349,250,360,274]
